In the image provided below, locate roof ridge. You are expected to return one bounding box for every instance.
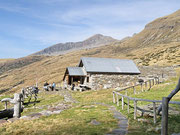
[80,57,132,61]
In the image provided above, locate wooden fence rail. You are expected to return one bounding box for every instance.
[113,91,180,124]
[1,93,23,118]
[112,77,180,124]
[115,77,160,95]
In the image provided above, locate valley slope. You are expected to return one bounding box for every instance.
[0,9,180,94]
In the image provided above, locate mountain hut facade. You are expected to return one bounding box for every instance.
[63,57,141,90]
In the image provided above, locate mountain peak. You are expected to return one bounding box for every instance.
[91,34,104,37]
[33,34,117,56]
[84,34,116,42]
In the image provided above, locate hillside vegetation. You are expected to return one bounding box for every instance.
[0,10,180,95]
[0,68,179,135]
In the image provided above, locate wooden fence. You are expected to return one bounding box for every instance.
[112,77,180,124]
[0,86,38,119]
[1,93,23,118]
[113,91,180,124]
[115,77,160,95]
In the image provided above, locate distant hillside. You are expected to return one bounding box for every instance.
[33,34,117,56]
[0,59,14,64]
[122,9,180,48]
[111,9,180,66]
[0,56,45,74]
[0,10,180,95]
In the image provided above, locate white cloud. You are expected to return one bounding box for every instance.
[0,3,28,13]
[0,0,180,58]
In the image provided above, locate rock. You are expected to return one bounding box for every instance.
[40,111,51,116]
[51,110,62,114]
[155,126,161,133]
[48,107,60,112]
[20,116,31,120]
[146,126,161,133]
[146,127,154,132]
[0,119,7,125]
[28,113,42,118]
[137,118,151,123]
[172,133,180,135]
[110,129,127,135]
[90,119,101,125]
[103,84,111,89]
[7,118,19,123]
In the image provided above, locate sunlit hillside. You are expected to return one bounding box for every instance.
[0,9,180,95]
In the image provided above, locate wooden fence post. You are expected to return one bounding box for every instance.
[145,81,147,89]
[5,102,7,110]
[161,97,169,135]
[21,89,25,104]
[133,86,136,94]
[127,98,130,114]
[149,80,151,89]
[122,96,124,110]
[156,77,158,85]
[125,90,127,96]
[153,102,157,124]
[134,100,137,119]
[116,94,119,106]
[141,83,143,92]
[113,92,116,103]
[13,93,22,118]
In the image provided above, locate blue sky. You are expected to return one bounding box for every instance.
[0,0,179,58]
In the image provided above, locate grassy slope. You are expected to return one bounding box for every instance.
[0,40,179,96]
[0,90,117,135]
[0,68,179,134]
[0,10,180,95]
[0,9,180,135]
[0,59,14,64]
[0,105,117,135]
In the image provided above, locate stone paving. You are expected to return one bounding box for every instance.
[107,106,128,135]
[94,103,128,135]
[59,90,78,103]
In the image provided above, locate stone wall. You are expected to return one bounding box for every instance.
[138,66,176,79]
[88,66,176,90]
[90,74,139,90]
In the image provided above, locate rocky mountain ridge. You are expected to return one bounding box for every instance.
[0,9,180,94]
[33,34,117,56]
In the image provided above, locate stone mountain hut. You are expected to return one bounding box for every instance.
[63,57,141,90]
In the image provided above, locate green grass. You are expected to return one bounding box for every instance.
[0,94,14,111]
[0,104,117,135]
[116,75,180,135]
[22,91,64,115]
[0,69,180,135]
[72,89,114,104]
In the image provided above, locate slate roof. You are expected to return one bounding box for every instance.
[79,57,140,74]
[67,67,87,76]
